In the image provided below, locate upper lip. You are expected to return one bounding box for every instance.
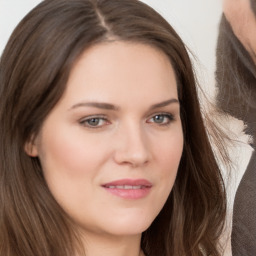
[102,179,152,187]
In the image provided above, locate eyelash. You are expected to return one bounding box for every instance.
[147,113,174,126]
[79,115,109,128]
[79,113,174,128]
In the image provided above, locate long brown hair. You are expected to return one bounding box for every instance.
[0,0,226,255]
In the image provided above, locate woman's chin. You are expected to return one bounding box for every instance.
[79,216,154,238]
[104,210,157,236]
[107,221,151,236]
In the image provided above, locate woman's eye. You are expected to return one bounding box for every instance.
[147,113,174,125]
[80,117,109,128]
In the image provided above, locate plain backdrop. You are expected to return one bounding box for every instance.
[0,1,253,255]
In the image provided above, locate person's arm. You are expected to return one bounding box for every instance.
[217,1,256,256]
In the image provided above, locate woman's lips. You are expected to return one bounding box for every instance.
[102,179,152,199]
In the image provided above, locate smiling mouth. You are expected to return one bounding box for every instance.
[102,179,152,199]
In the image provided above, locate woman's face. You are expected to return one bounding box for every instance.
[28,42,183,238]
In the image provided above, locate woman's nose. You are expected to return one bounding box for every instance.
[113,123,150,168]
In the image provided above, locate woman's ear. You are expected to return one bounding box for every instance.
[24,137,38,157]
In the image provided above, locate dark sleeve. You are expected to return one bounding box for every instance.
[231,152,256,256]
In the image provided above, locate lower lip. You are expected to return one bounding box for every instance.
[103,187,151,199]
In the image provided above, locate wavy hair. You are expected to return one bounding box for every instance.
[0,0,226,255]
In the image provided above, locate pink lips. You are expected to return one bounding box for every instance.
[102,179,152,199]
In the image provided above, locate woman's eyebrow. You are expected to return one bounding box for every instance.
[69,102,119,111]
[149,98,179,110]
[69,98,179,111]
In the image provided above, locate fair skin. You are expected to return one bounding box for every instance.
[223,0,256,63]
[26,42,184,256]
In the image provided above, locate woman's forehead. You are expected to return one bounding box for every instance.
[61,41,178,106]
